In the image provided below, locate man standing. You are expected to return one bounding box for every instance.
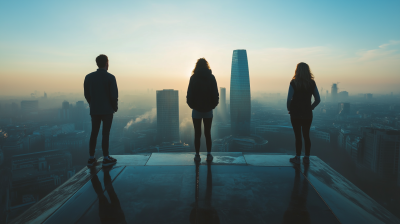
[84,54,118,167]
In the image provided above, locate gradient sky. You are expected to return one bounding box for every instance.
[1,0,399,96]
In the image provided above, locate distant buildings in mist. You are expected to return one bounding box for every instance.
[324,83,374,103]
[20,100,39,114]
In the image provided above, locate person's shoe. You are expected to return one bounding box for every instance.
[303,156,310,165]
[289,156,300,165]
[87,157,96,167]
[194,154,201,162]
[102,156,117,167]
[206,154,213,161]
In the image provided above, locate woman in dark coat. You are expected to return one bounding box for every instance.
[287,62,320,164]
[186,58,219,162]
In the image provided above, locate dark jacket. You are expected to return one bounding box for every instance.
[84,69,118,115]
[186,69,219,112]
[288,80,319,119]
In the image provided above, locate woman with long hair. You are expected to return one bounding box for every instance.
[187,58,219,162]
[287,62,320,164]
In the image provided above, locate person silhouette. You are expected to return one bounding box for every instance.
[190,162,220,224]
[282,165,311,224]
[287,62,320,165]
[85,54,118,167]
[90,168,126,224]
[186,58,219,162]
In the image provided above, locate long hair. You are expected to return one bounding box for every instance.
[192,58,211,76]
[292,62,314,90]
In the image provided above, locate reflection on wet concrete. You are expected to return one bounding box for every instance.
[43,166,125,224]
[14,154,398,224]
[190,162,220,224]
[91,168,126,224]
[283,165,310,224]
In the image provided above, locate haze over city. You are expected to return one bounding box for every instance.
[1,1,400,224]
[1,0,399,96]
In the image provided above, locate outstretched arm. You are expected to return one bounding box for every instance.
[311,86,321,110]
[287,85,294,111]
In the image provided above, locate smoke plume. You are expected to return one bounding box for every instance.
[124,108,157,129]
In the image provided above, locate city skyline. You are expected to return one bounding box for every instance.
[1,1,399,95]
[1,1,400,223]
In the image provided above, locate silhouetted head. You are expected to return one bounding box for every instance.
[192,58,211,76]
[96,54,109,70]
[292,62,314,90]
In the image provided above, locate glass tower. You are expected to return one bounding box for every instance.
[156,89,179,142]
[230,49,251,135]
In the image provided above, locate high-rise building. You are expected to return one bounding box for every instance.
[218,87,228,123]
[59,101,70,120]
[156,89,179,142]
[331,83,338,101]
[230,49,251,135]
[220,87,226,111]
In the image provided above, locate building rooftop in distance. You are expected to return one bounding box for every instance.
[10,153,399,224]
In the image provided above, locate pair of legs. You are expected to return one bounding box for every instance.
[89,114,113,157]
[192,118,213,154]
[290,116,312,156]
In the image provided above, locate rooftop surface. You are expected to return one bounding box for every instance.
[10,153,399,224]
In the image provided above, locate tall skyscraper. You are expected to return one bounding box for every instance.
[156,89,179,142]
[230,49,251,135]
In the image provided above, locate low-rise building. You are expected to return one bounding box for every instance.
[359,128,400,179]
[10,149,75,216]
[311,128,331,143]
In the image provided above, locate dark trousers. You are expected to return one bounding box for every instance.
[90,114,113,157]
[192,118,213,154]
[290,116,312,156]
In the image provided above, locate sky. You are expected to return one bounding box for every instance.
[0,0,399,96]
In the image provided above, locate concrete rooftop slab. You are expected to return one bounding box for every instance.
[10,153,400,224]
[244,154,296,166]
[108,154,151,166]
